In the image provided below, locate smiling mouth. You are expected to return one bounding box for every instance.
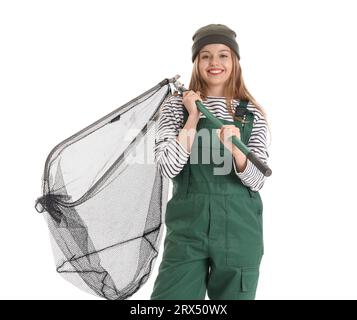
[207,70,224,75]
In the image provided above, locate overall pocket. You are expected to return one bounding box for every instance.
[225,195,264,268]
[164,194,199,232]
[241,267,260,294]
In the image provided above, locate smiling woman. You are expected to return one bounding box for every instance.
[151,23,271,300]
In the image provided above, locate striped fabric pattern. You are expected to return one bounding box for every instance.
[154,95,269,191]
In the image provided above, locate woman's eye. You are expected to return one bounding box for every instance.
[201,55,228,59]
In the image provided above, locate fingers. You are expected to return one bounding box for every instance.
[183,90,202,100]
[221,125,240,135]
[183,90,194,97]
[217,125,241,141]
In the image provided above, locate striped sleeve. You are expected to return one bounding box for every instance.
[232,108,270,192]
[154,96,191,178]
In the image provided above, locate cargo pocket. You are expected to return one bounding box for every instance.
[241,267,260,294]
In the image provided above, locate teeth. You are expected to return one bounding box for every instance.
[209,70,223,74]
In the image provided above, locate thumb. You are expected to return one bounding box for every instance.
[197,91,203,101]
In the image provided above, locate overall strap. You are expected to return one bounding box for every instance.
[235,100,254,146]
[235,99,249,118]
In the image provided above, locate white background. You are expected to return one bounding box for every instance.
[1,0,356,300]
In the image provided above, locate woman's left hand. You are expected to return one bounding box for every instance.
[216,125,241,154]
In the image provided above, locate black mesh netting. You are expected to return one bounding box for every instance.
[35,78,174,300]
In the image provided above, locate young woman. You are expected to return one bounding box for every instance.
[150,24,270,300]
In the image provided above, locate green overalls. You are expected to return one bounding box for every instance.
[151,100,264,300]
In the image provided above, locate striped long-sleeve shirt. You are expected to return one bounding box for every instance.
[154,94,270,191]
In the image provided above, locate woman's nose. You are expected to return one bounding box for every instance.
[210,55,220,65]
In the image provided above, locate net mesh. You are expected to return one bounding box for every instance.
[35,80,171,300]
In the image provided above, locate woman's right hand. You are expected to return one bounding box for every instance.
[182,90,203,118]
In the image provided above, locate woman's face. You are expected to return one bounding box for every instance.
[198,43,233,93]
